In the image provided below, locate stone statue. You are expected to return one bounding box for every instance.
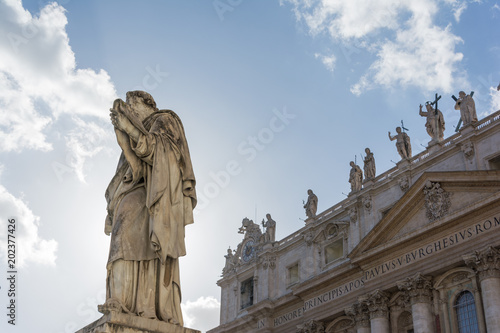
[454,91,477,126]
[100,91,196,326]
[261,213,276,243]
[419,102,445,142]
[349,161,363,192]
[304,189,318,219]
[363,148,376,180]
[388,127,412,160]
[222,247,235,274]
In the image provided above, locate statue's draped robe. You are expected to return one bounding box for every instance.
[424,109,445,140]
[364,153,376,179]
[104,110,196,325]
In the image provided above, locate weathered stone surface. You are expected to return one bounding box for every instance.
[76,312,200,333]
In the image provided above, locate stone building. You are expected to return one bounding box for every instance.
[208,110,500,333]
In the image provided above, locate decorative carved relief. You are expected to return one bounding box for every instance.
[423,181,451,222]
[262,255,276,270]
[463,246,500,281]
[362,195,372,213]
[345,302,370,328]
[365,290,390,319]
[461,141,474,160]
[399,176,410,192]
[303,230,314,246]
[349,207,358,224]
[397,273,433,304]
[296,319,325,333]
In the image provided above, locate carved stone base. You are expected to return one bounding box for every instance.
[75,312,201,333]
[427,140,443,154]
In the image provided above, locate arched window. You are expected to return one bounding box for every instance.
[454,290,479,333]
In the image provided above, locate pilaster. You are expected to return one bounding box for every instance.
[464,246,500,333]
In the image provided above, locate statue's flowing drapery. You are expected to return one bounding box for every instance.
[104,108,196,325]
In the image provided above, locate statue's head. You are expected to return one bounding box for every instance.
[307,189,313,195]
[125,91,158,122]
[396,127,402,133]
[425,102,433,111]
[459,91,466,97]
[350,161,355,167]
[365,147,370,154]
[266,213,271,219]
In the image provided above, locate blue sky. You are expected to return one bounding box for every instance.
[0,0,499,332]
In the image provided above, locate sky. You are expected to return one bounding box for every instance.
[0,0,499,332]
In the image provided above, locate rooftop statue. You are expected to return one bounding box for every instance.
[349,161,363,192]
[363,148,376,180]
[100,91,196,326]
[454,91,477,127]
[388,127,412,160]
[304,189,318,219]
[261,213,276,243]
[419,102,445,143]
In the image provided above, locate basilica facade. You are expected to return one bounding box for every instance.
[208,109,500,333]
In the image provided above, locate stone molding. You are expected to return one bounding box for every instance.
[365,289,390,319]
[463,246,500,281]
[296,319,325,333]
[345,302,370,328]
[397,273,433,305]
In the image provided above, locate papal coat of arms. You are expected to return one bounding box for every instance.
[423,181,451,222]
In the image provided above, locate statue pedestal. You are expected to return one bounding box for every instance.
[427,140,443,154]
[75,312,201,333]
[460,123,476,135]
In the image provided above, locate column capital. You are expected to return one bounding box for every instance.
[364,289,390,319]
[345,302,370,328]
[463,246,500,281]
[397,273,433,304]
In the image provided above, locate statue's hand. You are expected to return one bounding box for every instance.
[110,108,132,132]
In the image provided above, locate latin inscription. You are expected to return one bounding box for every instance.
[272,215,500,327]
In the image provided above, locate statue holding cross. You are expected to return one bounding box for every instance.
[388,126,412,160]
[454,91,477,127]
[419,93,445,143]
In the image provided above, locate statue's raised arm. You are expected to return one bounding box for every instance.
[100,91,196,327]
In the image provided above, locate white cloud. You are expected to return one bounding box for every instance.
[65,117,113,182]
[283,0,467,95]
[315,53,336,72]
[0,1,116,179]
[490,86,500,112]
[0,180,57,267]
[182,296,220,331]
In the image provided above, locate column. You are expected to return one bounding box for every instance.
[345,302,371,333]
[366,290,390,333]
[464,246,500,333]
[397,273,434,333]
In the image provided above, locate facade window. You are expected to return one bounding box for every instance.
[489,154,500,170]
[454,290,479,333]
[287,263,299,286]
[240,277,254,310]
[325,238,344,264]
